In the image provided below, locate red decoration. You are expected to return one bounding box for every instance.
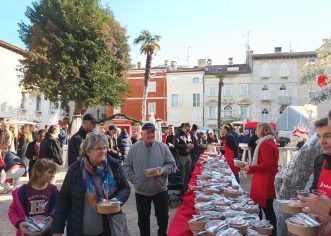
[317,75,328,87]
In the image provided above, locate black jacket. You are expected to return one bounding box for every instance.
[39,134,63,165]
[225,133,238,159]
[311,154,331,190]
[68,127,87,166]
[174,130,192,156]
[51,155,131,235]
[25,140,38,175]
[117,132,132,160]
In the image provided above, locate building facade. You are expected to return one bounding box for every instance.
[106,69,167,122]
[204,61,252,128]
[250,48,316,122]
[166,69,205,127]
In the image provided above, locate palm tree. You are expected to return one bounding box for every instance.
[216,74,224,129]
[134,30,161,122]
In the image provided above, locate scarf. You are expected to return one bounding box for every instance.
[252,135,275,165]
[80,156,116,204]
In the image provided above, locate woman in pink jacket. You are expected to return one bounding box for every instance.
[8,159,58,236]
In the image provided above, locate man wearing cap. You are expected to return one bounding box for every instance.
[107,125,121,160]
[123,122,176,236]
[67,114,97,166]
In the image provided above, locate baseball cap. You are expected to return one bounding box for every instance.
[82,113,98,123]
[109,125,117,131]
[142,123,155,131]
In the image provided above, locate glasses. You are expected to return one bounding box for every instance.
[92,146,107,151]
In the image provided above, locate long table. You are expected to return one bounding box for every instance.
[168,162,202,236]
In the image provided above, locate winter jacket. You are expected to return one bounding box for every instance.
[311,154,331,190]
[249,139,279,208]
[39,134,63,165]
[51,155,130,235]
[123,140,176,196]
[117,132,132,160]
[174,130,192,156]
[3,151,25,172]
[25,140,38,176]
[8,184,57,236]
[68,126,87,166]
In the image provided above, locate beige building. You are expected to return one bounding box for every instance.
[250,48,317,122]
[204,59,252,128]
[166,69,205,127]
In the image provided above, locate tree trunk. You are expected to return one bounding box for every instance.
[70,100,87,135]
[141,53,153,122]
[274,134,322,235]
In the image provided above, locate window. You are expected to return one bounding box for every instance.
[262,85,268,91]
[171,94,181,107]
[261,108,269,122]
[36,95,41,112]
[20,94,27,110]
[148,81,156,92]
[192,111,200,121]
[279,84,288,96]
[148,102,156,114]
[308,58,316,65]
[192,77,200,84]
[114,107,121,114]
[208,85,218,96]
[192,93,201,107]
[279,63,289,77]
[223,85,233,97]
[261,63,270,78]
[239,106,249,119]
[208,107,217,119]
[224,105,232,119]
[240,84,249,96]
[170,111,179,121]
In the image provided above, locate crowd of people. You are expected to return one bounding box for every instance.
[1,110,331,235]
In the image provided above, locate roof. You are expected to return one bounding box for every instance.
[252,51,316,60]
[166,68,205,73]
[205,64,252,75]
[0,39,26,55]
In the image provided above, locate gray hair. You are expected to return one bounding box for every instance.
[80,132,109,156]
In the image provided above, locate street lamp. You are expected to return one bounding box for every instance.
[217,74,224,129]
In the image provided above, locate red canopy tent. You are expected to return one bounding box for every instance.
[245,121,276,129]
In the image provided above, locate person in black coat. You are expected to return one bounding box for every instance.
[51,133,130,236]
[117,128,132,161]
[248,131,259,157]
[39,125,63,166]
[67,114,98,166]
[25,129,46,177]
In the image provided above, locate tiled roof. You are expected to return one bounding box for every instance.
[205,64,251,75]
[0,39,26,55]
[252,51,316,59]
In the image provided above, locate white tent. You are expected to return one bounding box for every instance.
[275,105,316,132]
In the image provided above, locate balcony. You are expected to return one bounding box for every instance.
[278,95,292,105]
[260,91,271,101]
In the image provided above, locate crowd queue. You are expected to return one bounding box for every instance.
[0,110,331,236]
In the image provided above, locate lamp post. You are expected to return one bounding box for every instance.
[217,74,224,129]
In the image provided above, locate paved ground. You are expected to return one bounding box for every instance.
[0,167,251,236]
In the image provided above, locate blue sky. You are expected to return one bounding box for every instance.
[1,0,330,67]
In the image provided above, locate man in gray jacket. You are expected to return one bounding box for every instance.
[123,122,176,236]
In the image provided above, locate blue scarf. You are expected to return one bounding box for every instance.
[80,156,116,201]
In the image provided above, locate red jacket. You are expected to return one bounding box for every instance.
[223,135,239,175]
[249,139,279,207]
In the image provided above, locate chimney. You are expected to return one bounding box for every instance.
[164,60,168,66]
[197,59,206,68]
[137,61,141,69]
[274,47,282,53]
[170,61,177,70]
[207,59,212,66]
[228,57,233,65]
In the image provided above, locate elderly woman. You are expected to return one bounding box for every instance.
[51,132,130,236]
[240,123,279,236]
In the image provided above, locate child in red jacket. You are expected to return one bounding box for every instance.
[8,159,58,236]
